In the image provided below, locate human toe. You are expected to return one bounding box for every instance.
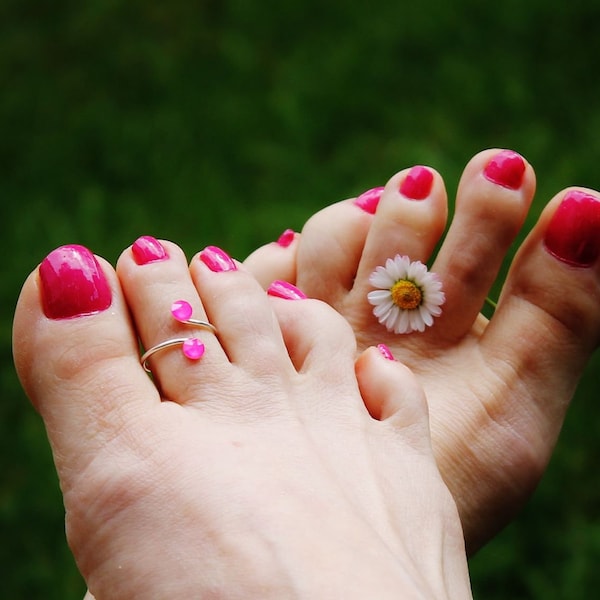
[189,248,297,383]
[430,149,536,340]
[13,244,158,478]
[294,196,377,304]
[243,228,299,289]
[486,187,600,417]
[355,345,431,450]
[350,165,448,304]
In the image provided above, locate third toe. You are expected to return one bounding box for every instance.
[430,149,536,340]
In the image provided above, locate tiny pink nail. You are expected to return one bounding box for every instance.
[399,166,434,200]
[377,344,396,361]
[354,187,385,214]
[131,236,168,265]
[267,280,307,300]
[276,229,296,248]
[39,245,112,319]
[483,150,526,190]
[199,246,237,272]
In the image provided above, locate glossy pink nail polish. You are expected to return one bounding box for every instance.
[399,166,433,200]
[354,187,385,214]
[276,229,296,248]
[544,190,600,267]
[131,236,168,265]
[39,245,112,319]
[267,280,307,300]
[199,246,237,272]
[377,344,396,361]
[483,150,526,190]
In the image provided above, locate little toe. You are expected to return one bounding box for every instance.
[355,345,431,451]
[431,149,536,340]
[12,245,158,476]
[243,228,299,289]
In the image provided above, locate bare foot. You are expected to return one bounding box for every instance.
[13,241,471,598]
[244,149,600,553]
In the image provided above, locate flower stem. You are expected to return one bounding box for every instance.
[485,296,497,311]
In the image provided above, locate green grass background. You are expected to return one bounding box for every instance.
[2,0,600,597]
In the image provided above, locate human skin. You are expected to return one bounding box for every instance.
[14,241,472,599]
[244,149,600,553]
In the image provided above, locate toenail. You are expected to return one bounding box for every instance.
[544,190,600,267]
[39,245,112,319]
[199,246,237,272]
[267,280,307,300]
[131,236,168,265]
[276,229,296,248]
[377,344,396,361]
[483,150,526,190]
[399,166,434,200]
[354,187,385,214]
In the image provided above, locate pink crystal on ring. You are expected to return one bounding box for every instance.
[171,299,193,322]
[182,338,205,360]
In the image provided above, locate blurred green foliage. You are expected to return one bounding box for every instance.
[1,0,599,597]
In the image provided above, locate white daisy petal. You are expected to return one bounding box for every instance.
[374,300,395,319]
[369,269,395,288]
[407,260,426,281]
[396,310,411,334]
[408,310,424,332]
[384,313,398,328]
[385,310,399,333]
[367,289,393,304]
[419,305,434,326]
[385,258,402,280]
[429,305,443,317]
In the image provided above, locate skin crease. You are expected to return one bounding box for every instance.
[14,241,472,599]
[244,149,600,553]
[13,148,600,596]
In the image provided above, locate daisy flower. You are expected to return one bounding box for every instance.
[367,255,445,334]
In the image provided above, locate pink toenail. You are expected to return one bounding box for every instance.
[199,246,237,272]
[267,280,307,300]
[132,236,168,265]
[483,150,526,190]
[544,190,600,267]
[354,187,385,214]
[39,245,112,319]
[182,338,205,360]
[377,344,396,361]
[276,229,296,247]
[171,300,194,322]
[399,166,433,200]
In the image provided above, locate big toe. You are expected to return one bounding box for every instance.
[12,244,157,479]
[485,188,600,436]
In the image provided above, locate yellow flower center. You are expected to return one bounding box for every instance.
[390,279,422,310]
